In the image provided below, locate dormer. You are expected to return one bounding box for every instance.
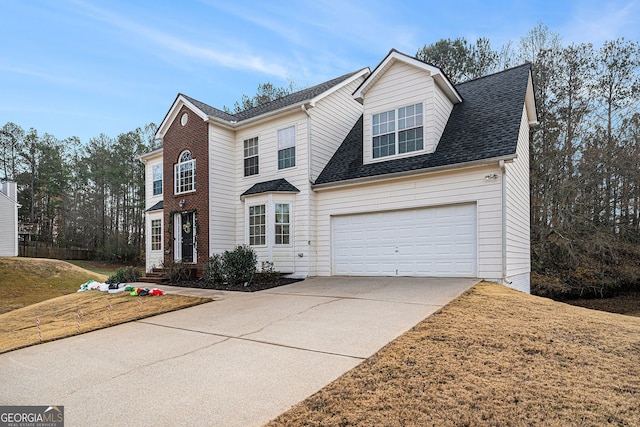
[353,50,462,165]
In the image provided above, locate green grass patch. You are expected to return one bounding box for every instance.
[0,258,108,314]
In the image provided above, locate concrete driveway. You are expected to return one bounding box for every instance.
[0,277,476,426]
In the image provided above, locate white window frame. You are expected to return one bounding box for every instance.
[372,102,424,159]
[243,137,259,177]
[151,219,162,251]
[277,126,296,170]
[152,164,163,196]
[274,203,290,245]
[249,204,266,246]
[174,150,195,194]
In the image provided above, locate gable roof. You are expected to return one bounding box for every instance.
[315,63,533,187]
[353,49,462,104]
[156,68,369,139]
[241,178,300,198]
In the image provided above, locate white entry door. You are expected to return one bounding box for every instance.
[332,204,477,277]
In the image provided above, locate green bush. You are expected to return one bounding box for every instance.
[161,259,191,283]
[106,266,141,284]
[203,254,224,284]
[221,245,256,286]
[254,261,279,286]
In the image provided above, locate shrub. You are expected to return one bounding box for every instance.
[221,245,256,286]
[106,266,141,284]
[254,261,279,286]
[161,259,191,283]
[203,254,224,284]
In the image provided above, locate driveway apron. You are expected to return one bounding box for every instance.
[0,277,476,426]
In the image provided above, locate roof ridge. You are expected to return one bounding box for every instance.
[456,63,532,87]
[235,69,364,117]
[181,68,366,124]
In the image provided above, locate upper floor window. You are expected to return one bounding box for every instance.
[244,137,259,177]
[175,150,195,194]
[372,102,423,159]
[152,164,163,196]
[277,126,295,170]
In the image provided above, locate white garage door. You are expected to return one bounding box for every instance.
[332,204,477,277]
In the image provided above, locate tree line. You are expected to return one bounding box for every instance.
[0,122,158,262]
[418,24,640,296]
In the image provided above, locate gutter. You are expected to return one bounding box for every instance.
[312,154,517,191]
[500,159,510,285]
[138,146,164,163]
[301,103,314,277]
[205,101,309,130]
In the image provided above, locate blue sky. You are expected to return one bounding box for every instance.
[1,0,639,144]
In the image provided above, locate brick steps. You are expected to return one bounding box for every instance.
[138,267,199,285]
[138,268,169,285]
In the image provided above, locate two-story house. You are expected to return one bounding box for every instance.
[140,49,537,293]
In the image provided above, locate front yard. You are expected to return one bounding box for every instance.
[268,283,640,426]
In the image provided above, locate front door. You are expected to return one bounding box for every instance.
[181,212,194,263]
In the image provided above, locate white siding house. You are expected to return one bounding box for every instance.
[139,148,164,272]
[0,181,20,257]
[141,49,537,292]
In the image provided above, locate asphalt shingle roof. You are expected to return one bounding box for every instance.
[241,178,300,197]
[182,69,365,124]
[145,200,163,212]
[315,63,532,186]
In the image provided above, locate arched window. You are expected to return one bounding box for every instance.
[175,150,195,194]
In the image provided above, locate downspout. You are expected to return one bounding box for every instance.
[302,103,313,277]
[500,160,510,284]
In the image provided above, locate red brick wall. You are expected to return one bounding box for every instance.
[163,106,209,274]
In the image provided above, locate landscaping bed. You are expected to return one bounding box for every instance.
[164,277,303,292]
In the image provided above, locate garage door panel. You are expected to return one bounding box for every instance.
[332,204,477,277]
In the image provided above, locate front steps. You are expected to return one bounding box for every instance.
[138,266,199,285]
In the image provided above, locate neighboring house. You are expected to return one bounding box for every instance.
[0,181,20,257]
[140,49,537,293]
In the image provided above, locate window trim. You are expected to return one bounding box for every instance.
[174,150,196,195]
[150,219,162,251]
[277,126,296,170]
[274,203,290,245]
[243,137,259,177]
[152,164,163,196]
[372,102,424,159]
[248,204,266,246]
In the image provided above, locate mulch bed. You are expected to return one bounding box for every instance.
[164,277,303,292]
[564,292,640,316]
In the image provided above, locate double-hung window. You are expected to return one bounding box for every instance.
[244,137,259,176]
[175,151,195,194]
[152,164,163,196]
[372,102,423,159]
[277,126,295,169]
[151,219,162,251]
[274,203,290,245]
[249,205,266,246]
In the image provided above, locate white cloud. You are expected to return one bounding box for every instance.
[68,0,290,78]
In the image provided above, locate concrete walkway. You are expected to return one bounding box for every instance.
[0,277,477,426]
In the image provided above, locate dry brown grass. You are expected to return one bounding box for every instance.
[268,282,640,427]
[0,257,108,314]
[0,291,211,354]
